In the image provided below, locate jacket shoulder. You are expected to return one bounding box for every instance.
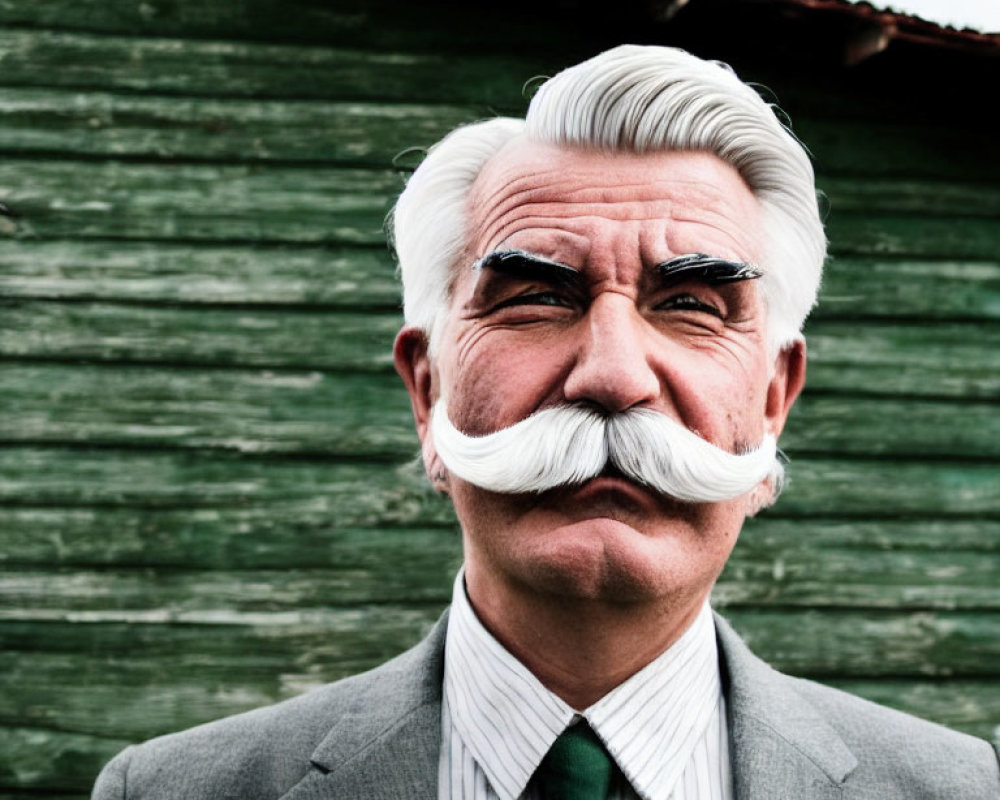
[714,612,999,799]
[789,674,1000,798]
[92,684,337,800]
[91,615,447,800]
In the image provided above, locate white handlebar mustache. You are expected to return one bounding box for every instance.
[431,401,778,503]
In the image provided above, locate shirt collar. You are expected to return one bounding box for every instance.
[444,569,722,800]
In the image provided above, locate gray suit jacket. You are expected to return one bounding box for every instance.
[93,612,999,799]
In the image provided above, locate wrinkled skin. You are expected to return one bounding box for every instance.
[395,142,805,703]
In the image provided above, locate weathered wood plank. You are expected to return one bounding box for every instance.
[1,304,996,398]
[0,510,461,568]
[723,609,1000,678]
[2,240,996,323]
[0,29,550,106]
[737,518,1000,553]
[0,447,996,517]
[0,448,454,519]
[772,458,1000,517]
[816,258,1000,321]
[0,302,402,371]
[3,509,994,568]
[0,243,993,318]
[821,176,1000,218]
[716,554,1000,610]
[781,394,999,458]
[0,241,400,305]
[2,646,997,744]
[0,89,996,183]
[794,117,1000,182]
[803,320,1000,399]
[825,213,1000,261]
[0,0,602,51]
[0,366,417,456]
[0,363,994,458]
[0,607,446,674]
[0,161,398,245]
[2,159,996,252]
[0,89,477,166]
[0,726,127,794]
[0,568,458,618]
[2,537,996,616]
[1,609,996,677]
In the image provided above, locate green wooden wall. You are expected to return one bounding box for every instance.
[1,1,997,796]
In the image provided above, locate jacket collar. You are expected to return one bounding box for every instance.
[714,612,858,799]
[280,608,858,800]
[280,612,448,800]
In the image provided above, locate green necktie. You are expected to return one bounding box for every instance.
[534,722,615,799]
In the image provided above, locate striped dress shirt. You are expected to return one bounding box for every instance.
[440,571,732,800]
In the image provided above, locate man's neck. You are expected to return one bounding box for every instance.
[463,566,711,710]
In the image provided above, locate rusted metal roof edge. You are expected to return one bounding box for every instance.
[774,0,1000,55]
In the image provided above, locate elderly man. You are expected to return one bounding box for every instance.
[93,46,998,800]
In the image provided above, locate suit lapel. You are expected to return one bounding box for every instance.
[715,613,857,799]
[278,607,861,799]
[281,613,448,800]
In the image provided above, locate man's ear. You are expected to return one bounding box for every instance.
[764,337,807,438]
[394,326,434,438]
[393,326,448,492]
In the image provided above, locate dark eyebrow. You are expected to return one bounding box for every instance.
[474,249,582,289]
[656,253,762,287]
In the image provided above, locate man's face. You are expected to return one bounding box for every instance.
[395,141,804,611]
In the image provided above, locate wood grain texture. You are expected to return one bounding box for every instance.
[824,213,1000,260]
[0,87,996,182]
[3,510,994,567]
[0,447,996,517]
[0,88,477,166]
[2,303,996,397]
[1,609,997,679]
[0,363,995,458]
[2,158,997,252]
[817,258,1000,321]
[0,160,398,245]
[3,547,997,617]
[0,0,614,51]
[0,726,129,794]
[0,29,550,106]
[3,240,997,321]
[0,241,401,305]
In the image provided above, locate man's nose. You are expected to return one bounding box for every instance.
[562,293,661,412]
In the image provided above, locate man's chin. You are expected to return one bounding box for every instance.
[510,515,700,603]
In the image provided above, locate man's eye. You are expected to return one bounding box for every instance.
[491,292,574,312]
[655,293,722,318]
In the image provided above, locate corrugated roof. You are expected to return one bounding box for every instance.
[769,0,999,58]
[654,0,1000,60]
[840,0,1000,35]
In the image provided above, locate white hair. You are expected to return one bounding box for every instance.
[391,44,826,352]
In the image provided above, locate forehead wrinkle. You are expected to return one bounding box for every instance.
[468,147,763,272]
[495,228,592,266]
[666,213,763,264]
[469,174,567,254]
[470,168,694,235]
[476,214,645,265]
[473,184,754,245]
[469,166,569,224]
